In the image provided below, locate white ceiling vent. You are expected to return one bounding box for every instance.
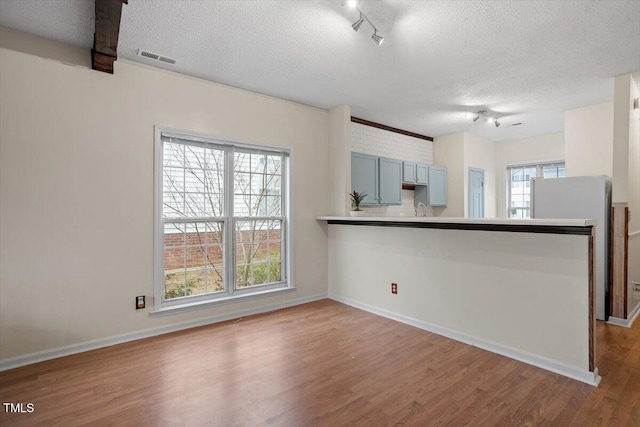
[137,49,176,65]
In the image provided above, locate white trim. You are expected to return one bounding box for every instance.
[607,301,640,328]
[153,126,165,310]
[329,294,601,387]
[149,286,296,316]
[155,125,292,156]
[0,294,327,372]
[505,159,565,168]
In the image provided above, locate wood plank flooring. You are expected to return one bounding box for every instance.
[1,299,639,426]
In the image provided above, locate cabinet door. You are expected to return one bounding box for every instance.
[416,164,429,185]
[428,166,448,206]
[379,157,402,205]
[403,162,416,184]
[351,152,378,205]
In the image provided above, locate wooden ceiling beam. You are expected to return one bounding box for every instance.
[91,0,128,74]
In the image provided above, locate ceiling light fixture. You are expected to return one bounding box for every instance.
[344,4,385,46]
[352,14,364,32]
[371,31,384,45]
[469,110,503,128]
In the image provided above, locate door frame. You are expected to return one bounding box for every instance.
[468,167,485,218]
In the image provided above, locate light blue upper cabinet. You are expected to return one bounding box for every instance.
[428,165,448,206]
[351,152,379,205]
[403,162,416,184]
[379,157,403,205]
[416,164,429,185]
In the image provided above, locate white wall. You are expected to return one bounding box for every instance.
[350,122,434,217]
[495,132,565,218]
[328,224,594,383]
[464,133,497,218]
[625,76,640,314]
[564,85,640,319]
[433,133,465,217]
[613,75,632,203]
[0,30,330,361]
[328,105,351,216]
[565,102,614,178]
[434,132,498,218]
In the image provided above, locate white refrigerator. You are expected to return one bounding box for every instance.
[531,175,612,320]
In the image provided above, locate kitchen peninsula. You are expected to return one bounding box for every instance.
[318,216,599,386]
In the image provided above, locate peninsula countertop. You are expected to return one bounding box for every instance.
[317,216,596,235]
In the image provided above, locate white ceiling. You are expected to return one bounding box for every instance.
[1,0,639,141]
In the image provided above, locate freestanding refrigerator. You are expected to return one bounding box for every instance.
[531,175,612,320]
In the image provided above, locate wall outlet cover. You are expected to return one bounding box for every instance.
[136,296,145,309]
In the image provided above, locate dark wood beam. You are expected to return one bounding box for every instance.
[351,116,434,142]
[91,0,128,74]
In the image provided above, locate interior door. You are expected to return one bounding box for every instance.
[469,168,484,218]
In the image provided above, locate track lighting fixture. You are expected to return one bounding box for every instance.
[352,14,364,32]
[343,4,384,46]
[467,110,502,128]
[371,31,384,45]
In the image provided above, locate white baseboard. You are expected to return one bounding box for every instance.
[0,293,327,372]
[607,301,640,328]
[330,294,601,387]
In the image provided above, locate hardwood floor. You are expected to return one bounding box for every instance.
[1,299,639,426]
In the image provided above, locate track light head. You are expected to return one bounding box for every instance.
[495,120,501,127]
[352,15,364,32]
[472,115,480,122]
[487,117,495,124]
[371,32,384,45]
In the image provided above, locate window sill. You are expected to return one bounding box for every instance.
[149,285,296,317]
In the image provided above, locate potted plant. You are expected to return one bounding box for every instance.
[348,190,367,217]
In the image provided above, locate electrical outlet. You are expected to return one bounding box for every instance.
[391,283,398,294]
[136,295,145,309]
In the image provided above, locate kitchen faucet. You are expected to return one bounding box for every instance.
[416,202,427,217]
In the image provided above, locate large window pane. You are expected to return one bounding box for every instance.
[164,222,224,300]
[235,220,282,288]
[163,140,225,220]
[234,152,282,217]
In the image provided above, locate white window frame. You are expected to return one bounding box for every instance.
[506,160,565,219]
[153,127,293,314]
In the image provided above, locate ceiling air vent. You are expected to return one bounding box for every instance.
[511,122,523,126]
[137,49,176,65]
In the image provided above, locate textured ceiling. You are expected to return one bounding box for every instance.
[1,0,639,141]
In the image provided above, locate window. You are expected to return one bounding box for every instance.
[507,161,565,219]
[155,129,290,310]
